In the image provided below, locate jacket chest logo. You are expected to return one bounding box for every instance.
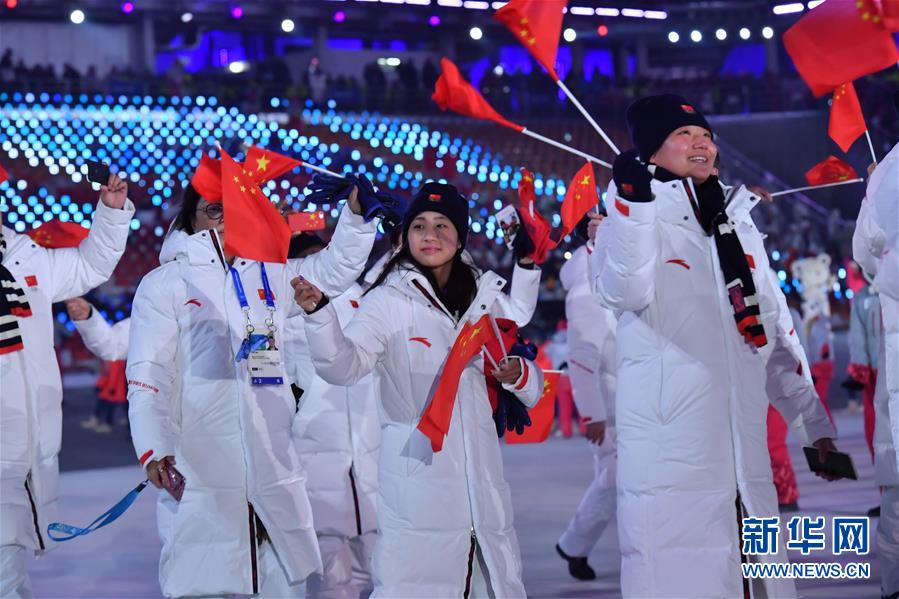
[24,275,38,287]
[184,298,203,308]
[409,337,432,348]
[665,258,691,270]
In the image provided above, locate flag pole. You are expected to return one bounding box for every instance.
[864,130,878,165]
[299,161,343,178]
[769,178,864,197]
[555,79,620,155]
[521,128,612,169]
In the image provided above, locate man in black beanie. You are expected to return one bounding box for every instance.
[589,95,840,598]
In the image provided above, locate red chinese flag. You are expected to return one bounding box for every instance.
[0,163,8,184]
[244,145,301,184]
[560,162,599,237]
[828,82,868,153]
[804,156,860,186]
[190,154,223,203]
[220,150,291,263]
[505,371,561,444]
[783,0,899,97]
[494,0,567,82]
[432,58,524,132]
[516,167,557,264]
[288,211,327,232]
[418,315,493,452]
[26,220,90,248]
[884,0,899,31]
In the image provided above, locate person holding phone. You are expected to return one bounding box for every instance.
[126,168,378,598]
[1,171,134,597]
[293,182,543,598]
[590,95,838,598]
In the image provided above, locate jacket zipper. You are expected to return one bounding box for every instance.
[24,477,45,550]
[208,229,229,272]
[412,274,487,592]
[348,465,363,536]
[248,503,259,594]
[463,528,477,598]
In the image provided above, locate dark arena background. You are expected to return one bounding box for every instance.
[1,0,897,597]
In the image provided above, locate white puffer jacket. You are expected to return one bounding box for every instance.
[304,262,542,597]
[126,206,377,597]
[0,199,133,553]
[591,178,834,598]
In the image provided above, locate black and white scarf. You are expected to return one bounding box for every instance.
[691,177,767,349]
[0,230,31,355]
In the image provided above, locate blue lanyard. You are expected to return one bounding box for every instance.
[47,480,149,542]
[229,263,275,310]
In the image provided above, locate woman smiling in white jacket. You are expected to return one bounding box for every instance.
[294,182,543,598]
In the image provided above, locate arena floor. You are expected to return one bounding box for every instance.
[29,409,883,598]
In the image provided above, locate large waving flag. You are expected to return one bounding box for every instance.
[494,0,567,81]
[828,83,867,153]
[190,154,223,202]
[432,58,524,132]
[783,0,899,97]
[805,156,859,186]
[244,145,301,184]
[560,162,599,237]
[220,149,291,263]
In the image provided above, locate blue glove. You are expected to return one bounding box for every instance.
[491,339,538,437]
[305,173,356,205]
[612,149,654,203]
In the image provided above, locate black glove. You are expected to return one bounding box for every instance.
[493,387,533,437]
[511,209,535,262]
[612,149,653,203]
[840,376,865,392]
[376,191,408,229]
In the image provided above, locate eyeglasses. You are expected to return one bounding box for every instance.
[197,202,224,221]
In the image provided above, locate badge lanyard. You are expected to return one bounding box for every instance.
[231,263,278,362]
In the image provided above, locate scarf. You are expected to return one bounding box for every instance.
[654,169,768,349]
[0,230,32,355]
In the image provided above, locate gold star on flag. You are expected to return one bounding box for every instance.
[240,185,247,193]
[250,188,257,195]
[580,175,591,186]
[523,174,534,183]
[528,37,537,46]
[519,17,528,25]
[255,154,270,172]
[233,176,240,183]
[519,28,529,37]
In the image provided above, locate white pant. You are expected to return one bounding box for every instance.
[0,545,32,599]
[879,486,899,598]
[558,429,617,557]
[308,532,375,599]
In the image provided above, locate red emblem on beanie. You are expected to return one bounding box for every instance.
[428,193,441,201]
[681,104,696,114]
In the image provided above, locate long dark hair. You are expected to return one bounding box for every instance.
[365,244,478,320]
[171,184,202,235]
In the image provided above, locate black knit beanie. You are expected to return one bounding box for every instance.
[626,94,713,162]
[402,181,470,249]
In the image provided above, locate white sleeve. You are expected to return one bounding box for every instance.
[73,307,130,361]
[491,264,541,326]
[501,358,544,408]
[852,197,885,279]
[285,204,378,308]
[46,199,135,302]
[591,181,658,312]
[304,290,388,387]
[763,268,835,444]
[126,268,179,467]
